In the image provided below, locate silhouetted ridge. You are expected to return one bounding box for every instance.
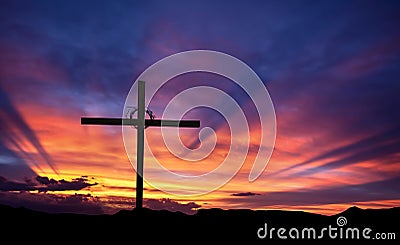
[337,205,363,216]
[0,204,398,242]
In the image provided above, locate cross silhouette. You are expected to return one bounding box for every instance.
[81,81,200,209]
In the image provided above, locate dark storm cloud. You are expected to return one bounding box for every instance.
[0,175,96,192]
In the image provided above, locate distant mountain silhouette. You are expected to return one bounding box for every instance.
[1,204,398,242]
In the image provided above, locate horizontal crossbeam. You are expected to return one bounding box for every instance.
[81,117,200,128]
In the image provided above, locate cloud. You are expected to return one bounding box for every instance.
[144,198,201,215]
[0,175,101,214]
[0,176,35,192]
[0,192,103,215]
[275,127,400,176]
[231,192,260,197]
[220,177,400,208]
[0,175,96,192]
[295,138,400,177]
[0,0,399,213]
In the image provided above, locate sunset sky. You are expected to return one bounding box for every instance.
[1,0,399,215]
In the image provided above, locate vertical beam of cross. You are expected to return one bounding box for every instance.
[81,81,200,210]
[136,80,145,209]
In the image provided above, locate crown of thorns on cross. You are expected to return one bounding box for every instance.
[125,106,155,128]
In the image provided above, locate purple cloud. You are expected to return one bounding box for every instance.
[145,198,201,215]
[221,177,400,208]
[0,175,96,192]
[231,192,260,197]
[0,192,103,215]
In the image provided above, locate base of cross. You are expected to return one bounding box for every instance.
[81,81,200,210]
